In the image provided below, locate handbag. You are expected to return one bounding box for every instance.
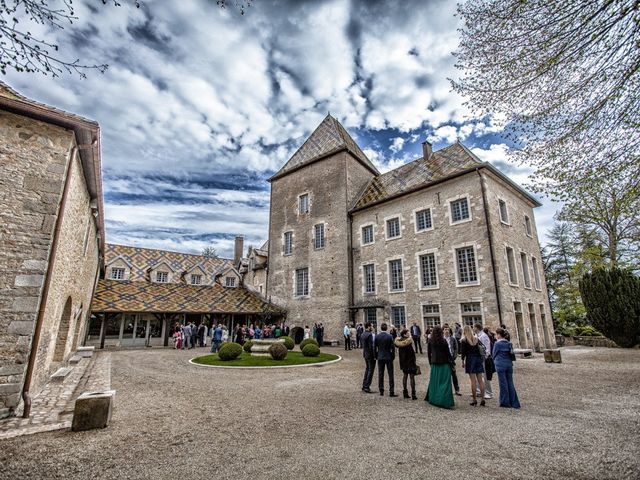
[415,365,422,376]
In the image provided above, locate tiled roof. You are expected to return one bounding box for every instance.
[271,114,379,180]
[91,279,285,314]
[105,244,232,282]
[353,142,482,210]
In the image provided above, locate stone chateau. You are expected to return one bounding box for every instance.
[265,115,554,350]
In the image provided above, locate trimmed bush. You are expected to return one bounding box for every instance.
[299,338,319,351]
[280,336,294,350]
[243,340,254,353]
[268,342,288,360]
[301,343,320,357]
[218,342,243,361]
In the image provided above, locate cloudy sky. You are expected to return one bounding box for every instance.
[6,0,560,258]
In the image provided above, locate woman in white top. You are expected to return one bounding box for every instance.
[304,325,311,339]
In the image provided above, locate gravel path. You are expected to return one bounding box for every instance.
[1,346,639,480]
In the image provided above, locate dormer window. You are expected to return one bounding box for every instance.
[190,274,202,285]
[156,271,168,283]
[225,277,236,288]
[111,267,125,280]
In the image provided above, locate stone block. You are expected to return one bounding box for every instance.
[4,393,20,408]
[551,349,562,363]
[14,274,44,287]
[543,349,554,363]
[72,390,115,432]
[0,364,25,376]
[11,296,40,312]
[50,367,72,383]
[8,321,34,336]
[0,383,21,395]
[69,355,82,365]
[21,259,48,271]
[77,346,94,358]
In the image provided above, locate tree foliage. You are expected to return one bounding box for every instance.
[579,268,640,347]
[454,0,640,198]
[201,246,218,258]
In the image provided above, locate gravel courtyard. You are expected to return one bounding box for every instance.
[1,346,639,480]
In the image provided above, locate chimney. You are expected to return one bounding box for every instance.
[422,140,433,161]
[234,236,244,267]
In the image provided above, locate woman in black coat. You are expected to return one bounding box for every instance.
[394,329,418,399]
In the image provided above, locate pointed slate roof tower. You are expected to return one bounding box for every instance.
[270,114,379,181]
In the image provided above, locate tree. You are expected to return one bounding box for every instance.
[201,246,218,258]
[453,0,640,199]
[579,268,640,348]
[0,0,250,78]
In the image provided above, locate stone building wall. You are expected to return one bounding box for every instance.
[351,172,499,329]
[482,171,555,349]
[267,152,374,340]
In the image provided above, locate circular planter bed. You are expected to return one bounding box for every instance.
[190,351,341,369]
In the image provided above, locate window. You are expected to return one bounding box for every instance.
[364,308,377,329]
[362,225,374,245]
[532,257,541,290]
[363,264,376,294]
[111,267,125,280]
[386,217,401,239]
[388,259,404,292]
[295,267,309,296]
[450,198,470,223]
[299,194,309,214]
[461,302,482,326]
[283,231,293,255]
[156,271,168,283]
[524,215,532,236]
[506,247,518,285]
[422,304,441,328]
[455,246,478,284]
[419,253,438,288]
[225,276,236,288]
[415,208,432,231]
[391,306,406,328]
[190,274,202,285]
[521,252,531,288]
[499,199,509,224]
[314,224,325,249]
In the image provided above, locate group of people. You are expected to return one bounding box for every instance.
[172,322,210,350]
[360,321,520,409]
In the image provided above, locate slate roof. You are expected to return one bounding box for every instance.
[353,142,484,210]
[270,114,379,180]
[91,279,285,314]
[105,244,233,282]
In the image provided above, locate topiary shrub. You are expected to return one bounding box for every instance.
[218,342,242,361]
[299,338,319,351]
[268,342,288,360]
[301,343,320,357]
[243,340,254,353]
[280,336,294,350]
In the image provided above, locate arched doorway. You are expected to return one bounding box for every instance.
[53,297,72,362]
[71,303,84,351]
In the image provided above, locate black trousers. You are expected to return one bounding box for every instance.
[344,335,351,350]
[412,336,423,354]
[362,357,376,390]
[451,362,460,392]
[378,359,394,393]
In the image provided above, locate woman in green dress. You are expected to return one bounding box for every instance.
[426,326,455,409]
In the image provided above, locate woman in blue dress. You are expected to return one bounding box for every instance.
[460,325,485,406]
[492,328,521,408]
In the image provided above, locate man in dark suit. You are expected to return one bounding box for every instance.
[411,322,423,354]
[360,322,376,393]
[374,323,396,397]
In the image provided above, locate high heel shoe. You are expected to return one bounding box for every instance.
[480,400,486,407]
[470,400,477,406]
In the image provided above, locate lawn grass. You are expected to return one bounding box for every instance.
[191,351,339,367]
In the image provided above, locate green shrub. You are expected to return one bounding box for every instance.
[576,325,602,337]
[301,343,320,357]
[243,340,254,353]
[299,338,319,351]
[280,336,294,350]
[218,342,242,361]
[268,342,288,360]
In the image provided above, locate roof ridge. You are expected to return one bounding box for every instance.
[107,243,233,262]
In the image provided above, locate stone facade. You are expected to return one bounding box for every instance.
[266,115,555,349]
[0,86,103,418]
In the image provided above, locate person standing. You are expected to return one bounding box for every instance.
[356,323,364,349]
[460,325,486,406]
[211,324,223,353]
[182,323,191,350]
[394,329,418,400]
[304,325,311,339]
[443,326,462,396]
[410,322,423,354]
[454,323,463,343]
[492,328,521,408]
[474,323,493,399]
[361,323,376,393]
[499,324,511,341]
[374,323,396,397]
[316,323,324,346]
[425,326,455,408]
[343,324,351,351]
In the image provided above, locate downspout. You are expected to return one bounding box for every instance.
[348,213,355,326]
[477,168,503,327]
[22,146,77,418]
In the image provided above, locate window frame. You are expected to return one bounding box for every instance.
[156,271,169,283]
[387,258,405,293]
[531,256,542,290]
[449,196,472,225]
[498,198,510,225]
[385,216,402,241]
[524,215,533,237]
[298,193,310,215]
[422,303,441,329]
[313,223,326,250]
[361,224,375,246]
[283,231,293,256]
[110,267,125,281]
[417,250,439,290]
[294,267,310,297]
[460,301,483,327]
[505,246,518,286]
[454,245,480,287]
[520,251,532,289]
[390,305,406,329]
[414,207,434,233]
[225,276,236,288]
[362,263,376,294]
[190,273,202,285]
